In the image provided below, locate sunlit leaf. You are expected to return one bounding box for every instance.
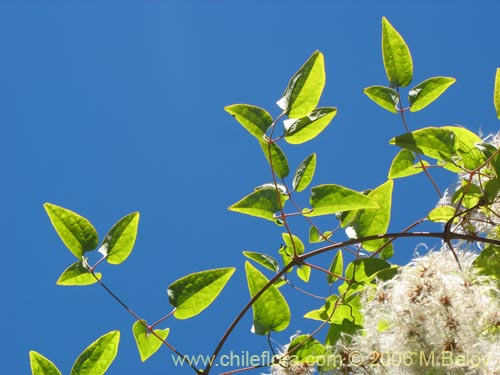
[363,85,399,113]
[168,268,235,319]
[452,183,482,209]
[304,294,363,325]
[325,320,362,347]
[427,206,456,223]
[388,149,428,179]
[44,203,98,259]
[390,127,458,161]
[380,243,394,260]
[495,68,500,120]
[243,251,279,272]
[225,104,273,139]
[442,126,485,170]
[288,335,326,364]
[296,265,311,282]
[327,250,343,284]
[56,261,101,286]
[277,51,325,118]
[341,180,393,251]
[228,187,287,222]
[308,226,332,243]
[293,153,316,192]
[30,351,62,375]
[409,77,456,112]
[283,107,336,144]
[282,233,304,255]
[307,184,378,217]
[132,321,169,362]
[484,178,500,203]
[70,331,120,375]
[474,244,500,279]
[100,212,140,265]
[278,245,293,271]
[381,17,413,88]
[245,262,290,335]
[259,141,289,178]
[344,258,394,284]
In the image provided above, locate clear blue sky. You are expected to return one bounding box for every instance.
[4,1,500,374]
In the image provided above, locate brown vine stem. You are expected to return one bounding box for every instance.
[204,230,500,374]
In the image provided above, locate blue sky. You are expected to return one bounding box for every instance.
[4,1,500,374]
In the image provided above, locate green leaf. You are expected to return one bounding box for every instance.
[484,177,500,203]
[277,51,325,118]
[474,244,500,279]
[293,153,316,192]
[132,321,169,362]
[56,261,101,286]
[390,127,458,161]
[228,187,287,222]
[168,268,235,319]
[495,68,500,120]
[70,331,120,375]
[381,17,413,88]
[278,244,293,271]
[259,141,289,178]
[243,251,279,272]
[363,86,399,113]
[245,262,290,335]
[442,126,485,170]
[44,203,98,259]
[345,258,393,284]
[327,250,343,284]
[325,319,362,347]
[101,212,140,265]
[225,104,273,139]
[427,206,456,223]
[288,335,326,364]
[282,233,304,255]
[284,107,337,144]
[304,294,363,325]
[307,184,378,217]
[380,243,394,260]
[341,180,393,251]
[308,226,332,243]
[409,77,456,112]
[388,149,429,179]
[297,265,311,282]
[452,183,482,209]
[30,351,62,375]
